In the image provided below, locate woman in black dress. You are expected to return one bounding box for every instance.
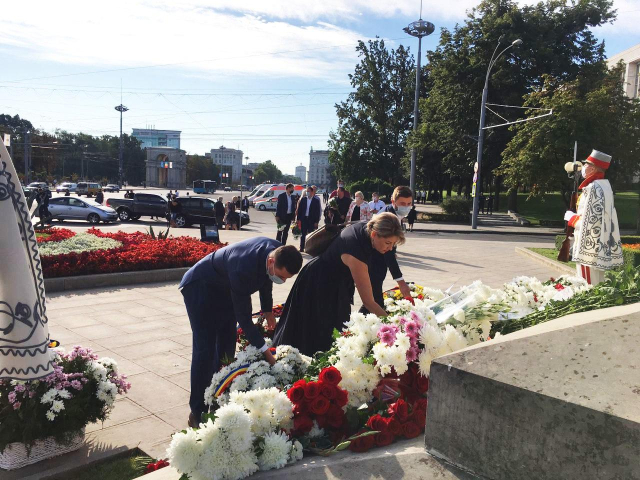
[273,213,404,356]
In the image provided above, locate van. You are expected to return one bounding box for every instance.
[248,184,278,205]
[252,184,305,204]
[76,182,102,197]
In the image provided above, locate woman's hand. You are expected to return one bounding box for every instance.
[264,312,277,331]
[342,254,387,317]
[263,349,276,366]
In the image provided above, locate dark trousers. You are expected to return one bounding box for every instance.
[359,251,386,314]
[216,215,224,229]
[276,213,292,244]
[299,216,317,250]
[181,279,236,419]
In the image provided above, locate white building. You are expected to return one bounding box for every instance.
[132,129,181,149]
[210,146,243,184]
[608,43,640,99]
[295,164,307,183]
[308,148,329,188]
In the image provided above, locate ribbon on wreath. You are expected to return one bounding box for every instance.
[213,364,250,397]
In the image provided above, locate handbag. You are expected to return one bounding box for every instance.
[304,222,355,257]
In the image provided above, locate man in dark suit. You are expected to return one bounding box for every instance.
[179,238,303,427]
[275,183,295,244]
[296,185,322,252]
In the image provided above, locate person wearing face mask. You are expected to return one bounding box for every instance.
[329,179,351,200]
[347,190,372,222]
[363,186,414,313]
[273,213,404,355]
[179,239,302,427]
[275,183,295,244]
[369,192,386,214]
[296,185,322,252]
[564,150,623,285]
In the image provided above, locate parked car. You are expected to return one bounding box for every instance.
[224,186,232,192]
[170,197,250,228]
[47,197,118,224]
[254,197,278,211]
[56,182,77,193]
[106,193,167,221]
[28,182,48,190]
[103,184,120,192]
[76,182,102,197]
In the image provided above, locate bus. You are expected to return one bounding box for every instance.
[193,180,217,194]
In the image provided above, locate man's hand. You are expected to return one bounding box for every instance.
[398,280,414,304]
[314,223,318,229]
[263,348,276,366]
[564,211,575,222]
[264,312,277,331]
[275,217,280,223]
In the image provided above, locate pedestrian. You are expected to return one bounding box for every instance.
[225,201,239,230]
[242,196,249,212]
[368,192,386,215]
[487,195,494,215]
[407,205,417,232]
[480,195,486,214]
[275,183,295,244]
[214,197,225,229]
[326,187,350,225]
[346,190,372,222]
[296,185,321,252]
[329,179,350,200]
[95,190,104,204]
[180,239,302,426]
[175,190,180,198]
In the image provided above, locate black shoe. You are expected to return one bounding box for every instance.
[188,412,198,428]
[299,248,304,252]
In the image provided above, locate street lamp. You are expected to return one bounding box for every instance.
[115,104,129,187]
[403,15,435,194]
[471,37,522,230]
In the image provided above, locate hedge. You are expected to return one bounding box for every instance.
[418,212,470,224]
[623,247,640,268]
[555,234,640,250]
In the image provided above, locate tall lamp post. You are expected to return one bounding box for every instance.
[403,16,434,194]
[115,104,129,187]
[471,37,522,229]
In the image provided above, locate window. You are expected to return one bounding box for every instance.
[49,197,68,205]
[635,63,640,98]
[69,198,86,207]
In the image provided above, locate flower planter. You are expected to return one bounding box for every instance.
[0,429,85,471]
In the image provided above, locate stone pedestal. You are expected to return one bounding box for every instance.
[424,303,640,480]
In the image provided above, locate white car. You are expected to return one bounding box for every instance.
[56,182,77,193]
[47,197,118,224]
[254,197,279,211]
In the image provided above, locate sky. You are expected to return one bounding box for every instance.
[0,0,638,176]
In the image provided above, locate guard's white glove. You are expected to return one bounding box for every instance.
[564,211,575,221]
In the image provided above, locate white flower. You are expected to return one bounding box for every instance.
[166,428,202,475]
[257,431,291,471]
[57,389,71,400]
[418,349,434,377]
[51,400,65,413]
[41,388,57,404]
[46,410,56,421]
[289,440,304,464]
[38,232,122,256]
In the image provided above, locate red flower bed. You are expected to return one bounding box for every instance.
[35,227,76,243]
[40,228,226,278]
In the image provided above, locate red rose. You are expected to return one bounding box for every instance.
[293,415,313,434]
[388,399,409,423]
[316,414,329,429]
[335,387,348,407]
[375,430,395,447]
[403,422,422,439]
[326,404,346,429]
[414,398,428,414]
[386,417,402,436]
[416,375,429,394]
[349,430,376,453]
[309,395,331,415]
[320,383,337,400]
[304,381,320,400]
[366,414,388,433]
[287,383,306,404]
[318,366,342,386]
[145,463,157,474]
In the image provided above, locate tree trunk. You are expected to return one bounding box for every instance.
[457,180,463,196]
[507,187,518,213]
[494,176,502,211]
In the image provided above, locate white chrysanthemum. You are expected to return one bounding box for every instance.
[166,428,202,474]
[289,440,304,464]
[57,389,71,399]
[230,374,250,392]
[216,404,253,433]
[46,410,56,421]
[394,332,411,352]
[420,322,444,353]
[98,357,118,372]
[308,421,325,438]
[443,325,468,352]
[257,431,291,471]
[89,361,108,380]
[51,399,64,413]
[41,388,57,404]
[418,349,434,377]
[452,308,466,323]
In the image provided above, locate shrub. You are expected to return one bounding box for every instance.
[440,197,471,216]
[346,178,394,200]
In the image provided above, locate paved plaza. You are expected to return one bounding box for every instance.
[39,231,560,465]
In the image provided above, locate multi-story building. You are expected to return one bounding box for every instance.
[210,146,244,184]
[608,43,640,99]
[308,148,330,188]
[132,129,181,149]
[295,164,307,183]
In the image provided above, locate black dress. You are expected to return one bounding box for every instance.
[273,222,374,355]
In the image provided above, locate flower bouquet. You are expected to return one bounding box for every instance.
[291,223,302,240]
[0,346,130,469]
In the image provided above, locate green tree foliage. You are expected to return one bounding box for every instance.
[254,160,283,184]
[281,174,303,184]
[329,38,415,185]
[346,178,393,200]
[186,154,220,185]
[499,64,640,206]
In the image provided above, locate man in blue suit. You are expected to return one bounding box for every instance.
[179,238,303,427]
[296,185,322,252]
[275,183,295,244]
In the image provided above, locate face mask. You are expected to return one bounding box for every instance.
[581,168,587,179]
[306,191,311,197]
[396,206,411,217]
[338,184,344,188]
[267,259,285,284]
[372,197,378,202]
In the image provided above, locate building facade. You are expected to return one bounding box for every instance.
[210,146,244,184]
[308,148,329,188]
[295,164,307,183]
[145,147,186,189]
[132,129,181,149]
[608,43,640,99]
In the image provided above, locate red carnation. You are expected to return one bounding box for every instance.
[293,415,313,434]
[309,395,331,415]
[335,387,348,407]
[287,381,306,404]
[318,366,342,386]
[320,383,337,400]
[375,430,395,447]
[349,430,376,453]
[366,414,388,433]
[416,375,429,394]
[386,417,402,436]
[403,422,422,439]
[304,381,320,400]
[388,399,409,423]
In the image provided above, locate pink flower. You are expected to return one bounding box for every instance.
[397,316,408,326]
[14,384,26,393]
[7,391,17,403]
[378,325,397,346]
[404,321,420,338]
[406,346,420,362]
[410,311,422,324]
[12,401,21,410]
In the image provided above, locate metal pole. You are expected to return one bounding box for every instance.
[409,36,422,193]
[471,86,488,229]
[23,129,29,184]
[119,108,124,186]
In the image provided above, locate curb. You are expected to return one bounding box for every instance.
[412,227,560,237]
[44,267,189,293]
[515,247,574,274]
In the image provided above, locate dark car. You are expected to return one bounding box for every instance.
[171,197,250,228]
[106,193,167,221]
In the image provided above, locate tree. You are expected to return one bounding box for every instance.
[281,174,303,184]
[329,38,415,185]
[499,64,640,206]
[187,154,220,185]
[254,160,282,184]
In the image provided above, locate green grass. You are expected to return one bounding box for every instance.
[528,247,576,270]
[51,450,154,480]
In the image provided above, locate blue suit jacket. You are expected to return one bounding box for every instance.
[180,237,281,348]
[296,196,321,224]
[276,192,292,219]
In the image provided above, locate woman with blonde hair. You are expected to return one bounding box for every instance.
[273,213,404,355]
[346,190,372,222]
